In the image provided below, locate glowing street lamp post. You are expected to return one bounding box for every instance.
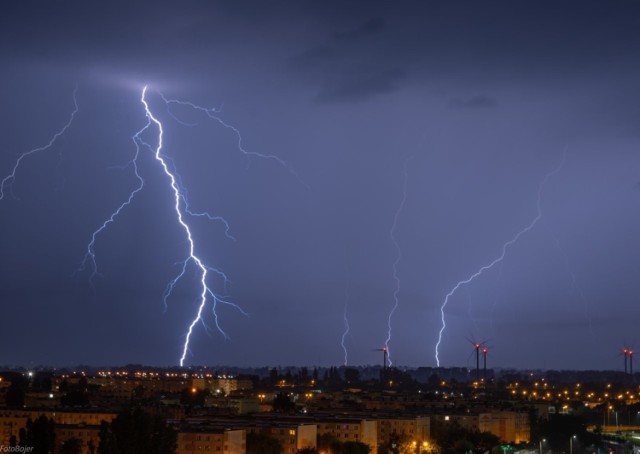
[570,435,577,454]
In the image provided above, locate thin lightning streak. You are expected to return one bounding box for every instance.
[385,158,411,366]
[434,153,566,366]
[139,86,242,366]
[153,150,235,240]
[0,87,79,201]
[157,93,308,189]
[185,207,234,241]
[341,280,350,367]
[198,290,248,341]
[162,260,189,312]
[165,107,200,128]
[78,119,146,284]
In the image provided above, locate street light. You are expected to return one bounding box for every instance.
[539,438,546,454]
[570,435,577,454]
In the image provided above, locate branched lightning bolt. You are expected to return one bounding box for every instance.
[157,93,308,188]
[434,153,566,366]
[139,86,246,366]
[0,87,79,201]
[78,86,253,366]
[154,151,235,241]
[341,279,350,367]
[385,158,411,366]
[78,122,146,285]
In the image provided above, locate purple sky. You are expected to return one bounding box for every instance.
[1,0,640,369]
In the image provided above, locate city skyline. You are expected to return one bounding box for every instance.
[2,1,640,369]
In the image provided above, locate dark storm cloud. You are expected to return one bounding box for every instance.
[289,17,386,68]
[284,2,640,106]
[288,16,403,102]
[316,68,404,103]
[335,17,385,42]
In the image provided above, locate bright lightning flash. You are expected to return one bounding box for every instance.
[385,158,411,366]
[0,87,79,201]
[78,85,300,365]
[434,154,566,366]
[78,86,267,366]
[140,86,242,366]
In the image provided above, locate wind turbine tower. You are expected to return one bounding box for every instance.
[482,346,488,382]
[473,342,481,382]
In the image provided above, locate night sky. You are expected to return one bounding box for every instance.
[2,1,640,370]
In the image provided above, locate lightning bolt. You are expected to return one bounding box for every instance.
[434,153,566,366]
[155,152,234,313]
[341,279,350,367]
[158,93,307,188]
[385,158,411,366]
[80,85,293,366]
[0,87,79,201]
[78,124,146,285]
[139,86,245,366]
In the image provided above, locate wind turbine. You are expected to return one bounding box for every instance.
[373,347,388,370]
[620,343,634,375]
[482,346,489,381]
[466,337,489,383]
